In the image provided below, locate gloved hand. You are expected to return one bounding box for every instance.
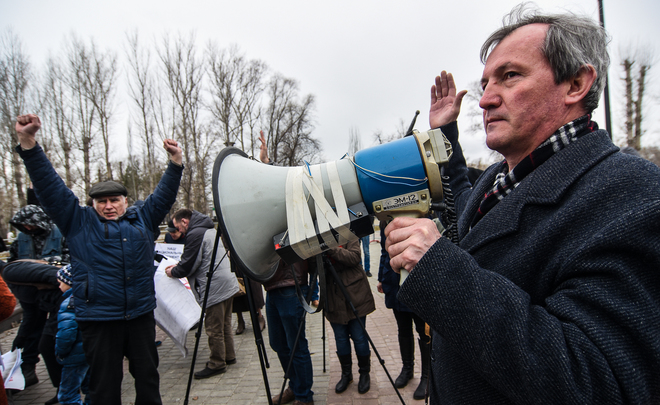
[11,335,25,351]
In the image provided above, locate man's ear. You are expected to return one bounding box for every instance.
[565,64,597,107]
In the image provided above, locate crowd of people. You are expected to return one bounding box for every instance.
[1,3,660,405]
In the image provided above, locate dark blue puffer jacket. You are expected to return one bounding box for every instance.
[17,143,183,321]
[55,289,86,365]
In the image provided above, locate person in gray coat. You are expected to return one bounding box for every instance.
[386,6,660,405]
[165,209,239,379]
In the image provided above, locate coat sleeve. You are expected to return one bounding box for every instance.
[16,144,84,238]
[398,200,660,404]
[327,240,361,268]
[139,161,184,234]
[171,227,205,279]
[55,302,77,358]
[438,121,474,219]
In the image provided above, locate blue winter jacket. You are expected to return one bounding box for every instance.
[17,143,183,321]
[14,227,63,260]
[55,289,86,366]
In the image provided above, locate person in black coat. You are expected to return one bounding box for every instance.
[386,6,660,405]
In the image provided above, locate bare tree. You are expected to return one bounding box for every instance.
[158,32,210,212]
[64,35,100,195]
[0,29,31,210]
[125,31,161,197]
[464,80,485,135]
[372,119,407,145]
[207,44,267,156]
[263,73,319,166]
[621,46,654,150]
[348,126,362,155]
[82,41,118,181]
[41,56,76,188]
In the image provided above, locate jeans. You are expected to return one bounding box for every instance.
[266,286,314,402]
[59,363,90,405]
[330,316,370,357]
[361,236,370,272]
[78,312,161,405]
[309,275,319,301]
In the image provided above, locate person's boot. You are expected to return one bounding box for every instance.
[21,362,38,387]
[235,312,245,335]
[357,353,371,394]
[334,353,353,393]
[394,336,414,388]
[413,338,431,400]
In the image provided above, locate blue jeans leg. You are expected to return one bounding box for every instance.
[59,363,90,405]
[331,317,370,357]
[266,286,314,402]
[348,317,370,357]
[361,236,370,273]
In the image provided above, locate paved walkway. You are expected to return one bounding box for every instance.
[2,239,426,404]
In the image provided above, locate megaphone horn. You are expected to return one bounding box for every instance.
[212,128,452,282]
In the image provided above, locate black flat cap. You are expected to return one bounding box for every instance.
[89,181,128,198]
[166,219,177,233]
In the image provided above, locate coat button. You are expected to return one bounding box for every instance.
[123,238,127,242]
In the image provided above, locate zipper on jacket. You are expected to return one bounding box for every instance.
[104,223,109,239]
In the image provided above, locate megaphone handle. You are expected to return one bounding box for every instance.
[399,269,409,286]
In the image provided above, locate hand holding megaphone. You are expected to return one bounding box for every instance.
[384,217,442,281]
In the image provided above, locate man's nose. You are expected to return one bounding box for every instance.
[479,83,500,110]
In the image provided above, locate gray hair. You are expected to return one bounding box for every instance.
[480,4,610,113]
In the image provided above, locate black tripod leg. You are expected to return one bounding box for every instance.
[322,254,407,405]
[243,275,273,405]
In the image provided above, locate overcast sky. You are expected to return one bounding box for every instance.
[2,0,659,165]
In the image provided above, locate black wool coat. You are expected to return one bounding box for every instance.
[399,122,660,405]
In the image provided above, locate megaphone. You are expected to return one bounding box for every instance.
[212,128,452,282]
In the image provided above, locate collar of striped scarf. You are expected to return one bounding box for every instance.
[471,115,598,228]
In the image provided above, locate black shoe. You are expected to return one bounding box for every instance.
[366,271,373,277]
[45,394,59,405]
[194,366,226,379]
[21,364,38,387]
[226,358,237,365]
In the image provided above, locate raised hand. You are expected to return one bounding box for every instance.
[429,71,467,129]
[163,139,183,165]
[15,114,41,149]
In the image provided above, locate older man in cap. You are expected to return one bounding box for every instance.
[14,113,183,405]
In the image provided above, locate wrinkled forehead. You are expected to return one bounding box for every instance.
[93,195,126,203]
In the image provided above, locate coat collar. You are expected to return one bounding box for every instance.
[458,130,617,253]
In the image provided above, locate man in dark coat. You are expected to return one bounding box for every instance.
[385,6,660,405]
[15,113,183,405]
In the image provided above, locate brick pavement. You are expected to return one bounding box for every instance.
[2,239,426,404]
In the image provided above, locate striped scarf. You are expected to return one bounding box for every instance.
[471,115,598,227]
